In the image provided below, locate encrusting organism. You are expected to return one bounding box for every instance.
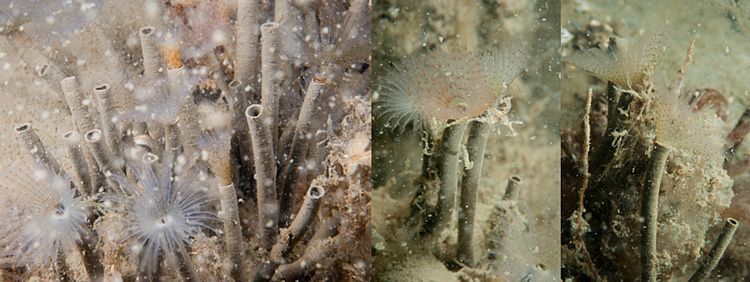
[0,0,371,281]
[374,41,539,278]
[563,31,739,280]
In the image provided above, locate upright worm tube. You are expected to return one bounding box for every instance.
[255,185,325,281]
[61,77,97,136]
[228,80,252,187]
[430,122,467,235]
[641,143,671,282]
[93,84,121,156]
[173,249,199,282]
[139,26,166,141]
[279,75,327,222]
[261,22,282,144]
[293,0,322,55]
[457,120,490,265]
[138,26,165,82]
[236,0,262,104]
[63,240,92,281]
[61,76,107,191]
[163,119,180,180]
[503,176,523,201]
[169,67,201,162]
[333,0,370,63]
[207,52,232,108]
[63,131,92,196]
[689,218,739,282]
[39,64,67,90]
[84,129,127,195]
[276,185,325,257]
[271,224,337,281]
[165,118,180,156]
[14,123,62,174]
[246,105,279,251]
[218,183,247,281]
[274,0,304,65]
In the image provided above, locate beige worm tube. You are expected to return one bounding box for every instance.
[63,240,92,281]
[261,22,282,144]
[138,26,165,82]
[457,120,490,266]
[84,129,127,194]
[139,26,167,143]
[503,175,523,201]
[255,184,325,281]
[279,76,326,221]
[431,122,467,236]
[277,185,324,256]
[274,0,305,64]
[169,67,201,162]
[14,123,62,174]
[93,84,121,156]
[63,131,92,195]
[641,143,671,282]
[246,104,279,251]
[39,64,67,90]
[218,183,248,281]
[236,0,262,104]
[61,76,107,192]
[689,218,739,282]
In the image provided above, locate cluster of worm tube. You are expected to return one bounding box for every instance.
[566,45,740,281]
[6,0,371,281]
[407,115,523,270]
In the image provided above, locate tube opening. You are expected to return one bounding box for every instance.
[39,65,49,76]
[140,26,155,36]
[85,129,102,142]
[143,152,159,164]
[246,105,263,118]
[14,123,31,133]
[312,74,328,84]
[63,131,76,140]
[261,22,280,30]
[61,76,77,85]
[94,84,109,91]
[229,80,241,88]
[728,218,739,226]
[511,176,522,183]
[308,185,325,199]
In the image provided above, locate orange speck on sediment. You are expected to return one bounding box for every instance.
[162,46,183,69]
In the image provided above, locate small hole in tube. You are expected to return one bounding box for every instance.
[39,65,49,76]
[85,129,102,142]
[140,26,155,36]
[143,153,159,163]
[261,22,280,30]
[63,131,75,139]
[15,123,30,133]
[728,218,738,226]
[309,186,324,198]
[246,105,262,118]
[95,84,109,91]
